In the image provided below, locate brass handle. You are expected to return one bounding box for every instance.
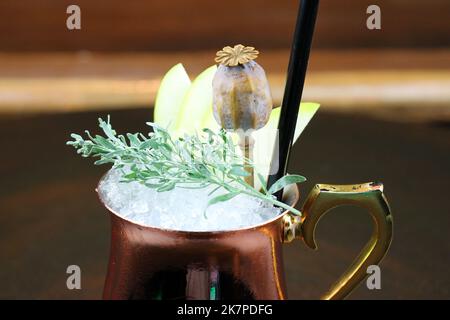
[300,182,393,300]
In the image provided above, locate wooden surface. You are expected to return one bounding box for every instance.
[1,49,450,122]
[0,0,449,51]
[0,108,449,299]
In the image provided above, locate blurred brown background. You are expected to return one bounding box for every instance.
[0,0,449,118]
[1,0,449,50]
[0,0,449,299]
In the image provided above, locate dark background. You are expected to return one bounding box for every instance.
[0,0,449,299]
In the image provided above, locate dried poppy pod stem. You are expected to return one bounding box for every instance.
[213,45,273,186]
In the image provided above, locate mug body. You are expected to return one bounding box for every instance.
[101,184,299,300]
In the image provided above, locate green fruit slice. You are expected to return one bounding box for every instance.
[154,63,191,133]
[175,65,217,135]
[253,102,320,190]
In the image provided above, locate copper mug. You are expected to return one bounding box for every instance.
[99,181,392,300]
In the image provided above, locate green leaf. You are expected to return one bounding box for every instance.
[207,185,222,196]
[94,158,112,165]
[139,139,157,150]
[105,150,125,157]
[229,165,250,177]
[268,174,306,195]
[94,136,116,149]
[157,182,176,192]
[127,133,141,148]
[98,117,117,140]
[123,172,137,180]
[207,191,240,207]
[257,173,268,194]
[147,122,171,139]
[69,133,83,141]
[144,182,163,189]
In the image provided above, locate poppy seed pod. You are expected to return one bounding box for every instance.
[212,45,273,133]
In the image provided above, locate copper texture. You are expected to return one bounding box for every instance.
[98,179,392,300]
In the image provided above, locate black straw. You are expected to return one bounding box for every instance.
[267,0,319,200]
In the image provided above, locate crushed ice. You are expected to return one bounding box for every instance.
[98,169,281,231]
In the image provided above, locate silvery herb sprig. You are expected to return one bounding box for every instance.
[67,116,305,215]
